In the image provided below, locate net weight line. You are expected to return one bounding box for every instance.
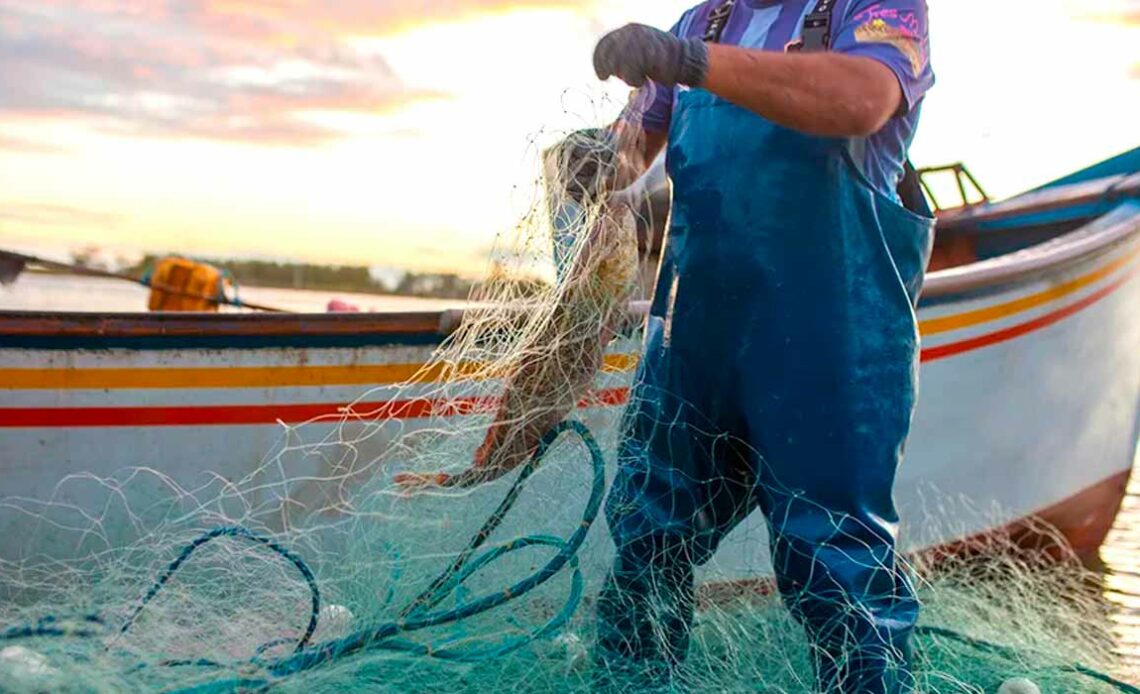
[914,625,1140,694]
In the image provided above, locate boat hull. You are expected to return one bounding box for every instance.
[1,205,1139,589]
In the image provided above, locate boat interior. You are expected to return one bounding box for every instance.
[925,149,1140,273]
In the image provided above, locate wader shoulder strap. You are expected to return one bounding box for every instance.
[706,0,837,51]
[701,0,927,214]
[703,0,736,43]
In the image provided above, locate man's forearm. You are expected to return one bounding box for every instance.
[702,45,903,138]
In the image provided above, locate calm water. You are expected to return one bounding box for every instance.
[2,273,1139,680]
[0,272,466,313]
[1104,471,1140,676]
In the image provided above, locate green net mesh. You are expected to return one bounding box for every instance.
[0,103,1136,693]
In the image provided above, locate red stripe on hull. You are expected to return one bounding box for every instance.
[1,261,1134,427]
[921,265,1138,362]
[0,388,631,427]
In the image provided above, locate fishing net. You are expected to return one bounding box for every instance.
[1,100,1137,693]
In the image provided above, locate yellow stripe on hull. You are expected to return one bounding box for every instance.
[1,353,638,390]
[919,245,1139,335]
[2,248,1134,391]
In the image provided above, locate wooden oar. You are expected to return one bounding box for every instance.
[0,248,290,313]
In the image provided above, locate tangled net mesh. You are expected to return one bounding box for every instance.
[0,97,1136,693]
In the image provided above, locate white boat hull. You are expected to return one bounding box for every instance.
[1,200,1138,595]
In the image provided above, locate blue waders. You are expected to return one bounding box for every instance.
[595,85,935,692]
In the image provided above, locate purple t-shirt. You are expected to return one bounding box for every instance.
[630,0,934,200]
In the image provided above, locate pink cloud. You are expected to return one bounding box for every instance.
[193,0,579,38]
[0,0,559,146]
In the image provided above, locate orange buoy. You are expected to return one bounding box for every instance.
[146,256,228,312]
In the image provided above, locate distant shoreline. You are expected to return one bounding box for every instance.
[26,253,547,302]
[22,265,460,300]
[2,271,473,313]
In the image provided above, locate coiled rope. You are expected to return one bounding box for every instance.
[1,420,605,693]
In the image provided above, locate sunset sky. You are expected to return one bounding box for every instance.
[0,0,1137,275]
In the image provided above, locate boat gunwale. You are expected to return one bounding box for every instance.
[0,202,1137,342]
[922,200,1140,299]
[0,309,448,338]
[933,172,1140,231]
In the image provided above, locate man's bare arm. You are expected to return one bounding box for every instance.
[594,24,904,138]
[702,46,903,138]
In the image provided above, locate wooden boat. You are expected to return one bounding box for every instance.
[0,149,1137,589]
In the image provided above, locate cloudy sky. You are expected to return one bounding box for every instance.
[0,0,1137,274]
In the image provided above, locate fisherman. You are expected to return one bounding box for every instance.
[583,1,935,692]
[397,0,934,690]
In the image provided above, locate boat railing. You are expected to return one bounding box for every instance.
[935,173,1140,232]
[917,163,991,213]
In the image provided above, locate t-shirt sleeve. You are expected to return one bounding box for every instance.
[619,10,698,133]
[832,0,934,112]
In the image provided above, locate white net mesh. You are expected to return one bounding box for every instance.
[0,99,1136,693]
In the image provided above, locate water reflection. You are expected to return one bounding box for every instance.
[1101,460,1140,679]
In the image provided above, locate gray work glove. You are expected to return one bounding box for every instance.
[593,23,709,88]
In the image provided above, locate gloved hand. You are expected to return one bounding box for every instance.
[593,23,709,88]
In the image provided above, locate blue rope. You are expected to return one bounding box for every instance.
[255,419,606,680]
[0,420,604,692]
[0,614,104,641]
[149,420,604,692]
[117,525,321,655]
